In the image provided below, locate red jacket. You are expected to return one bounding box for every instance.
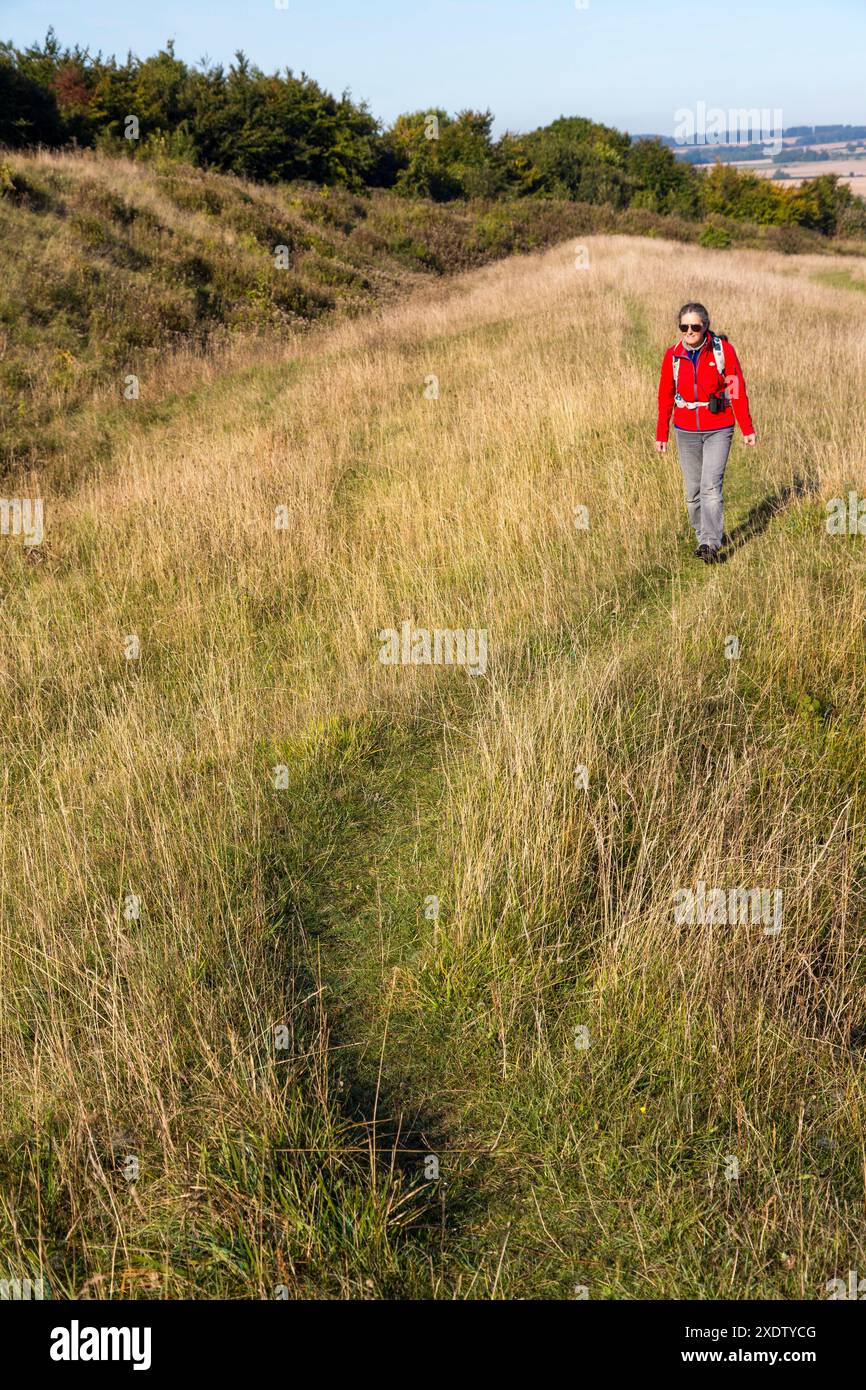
[657,335,754,441]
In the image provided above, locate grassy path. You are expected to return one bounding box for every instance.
[263,244,865,1297]
[276,453,822,1297]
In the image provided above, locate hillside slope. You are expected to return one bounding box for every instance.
[0,148,638,484]
[3,149,861,487]
[1,228,865,1298]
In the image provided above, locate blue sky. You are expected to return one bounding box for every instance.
[3,0,864,136]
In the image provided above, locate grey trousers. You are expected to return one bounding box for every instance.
[674,425,734,549]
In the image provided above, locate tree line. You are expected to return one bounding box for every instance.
[2,29,864,237]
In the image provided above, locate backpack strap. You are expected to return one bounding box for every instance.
[673,348,704,408]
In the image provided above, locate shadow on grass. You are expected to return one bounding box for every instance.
[719,474,814,562]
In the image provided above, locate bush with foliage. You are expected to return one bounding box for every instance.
[1,29,864,239]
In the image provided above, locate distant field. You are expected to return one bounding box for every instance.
[672,133,866,195]
[708,145,866,193]
[729,156,866,194]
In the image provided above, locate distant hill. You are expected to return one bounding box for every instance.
[632,125,866,169]
[633,125,866,147]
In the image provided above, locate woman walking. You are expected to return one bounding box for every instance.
[656,303,756,562]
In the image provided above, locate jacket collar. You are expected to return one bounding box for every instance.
[675,333,711,357]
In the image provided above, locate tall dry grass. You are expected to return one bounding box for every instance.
[1,229,865,1296]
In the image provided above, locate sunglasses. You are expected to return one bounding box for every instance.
[680,323,706,333]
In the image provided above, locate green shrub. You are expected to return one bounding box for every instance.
[699,224,732,249]
[0,164,52,211]
[762,224,811,255]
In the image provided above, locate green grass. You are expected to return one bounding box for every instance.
[811,268,866,292]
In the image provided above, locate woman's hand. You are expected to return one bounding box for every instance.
[742,433,757,447]
[655,441,667,453]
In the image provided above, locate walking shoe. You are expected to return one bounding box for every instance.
[703,546,721,564]
[695,544,709,559]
